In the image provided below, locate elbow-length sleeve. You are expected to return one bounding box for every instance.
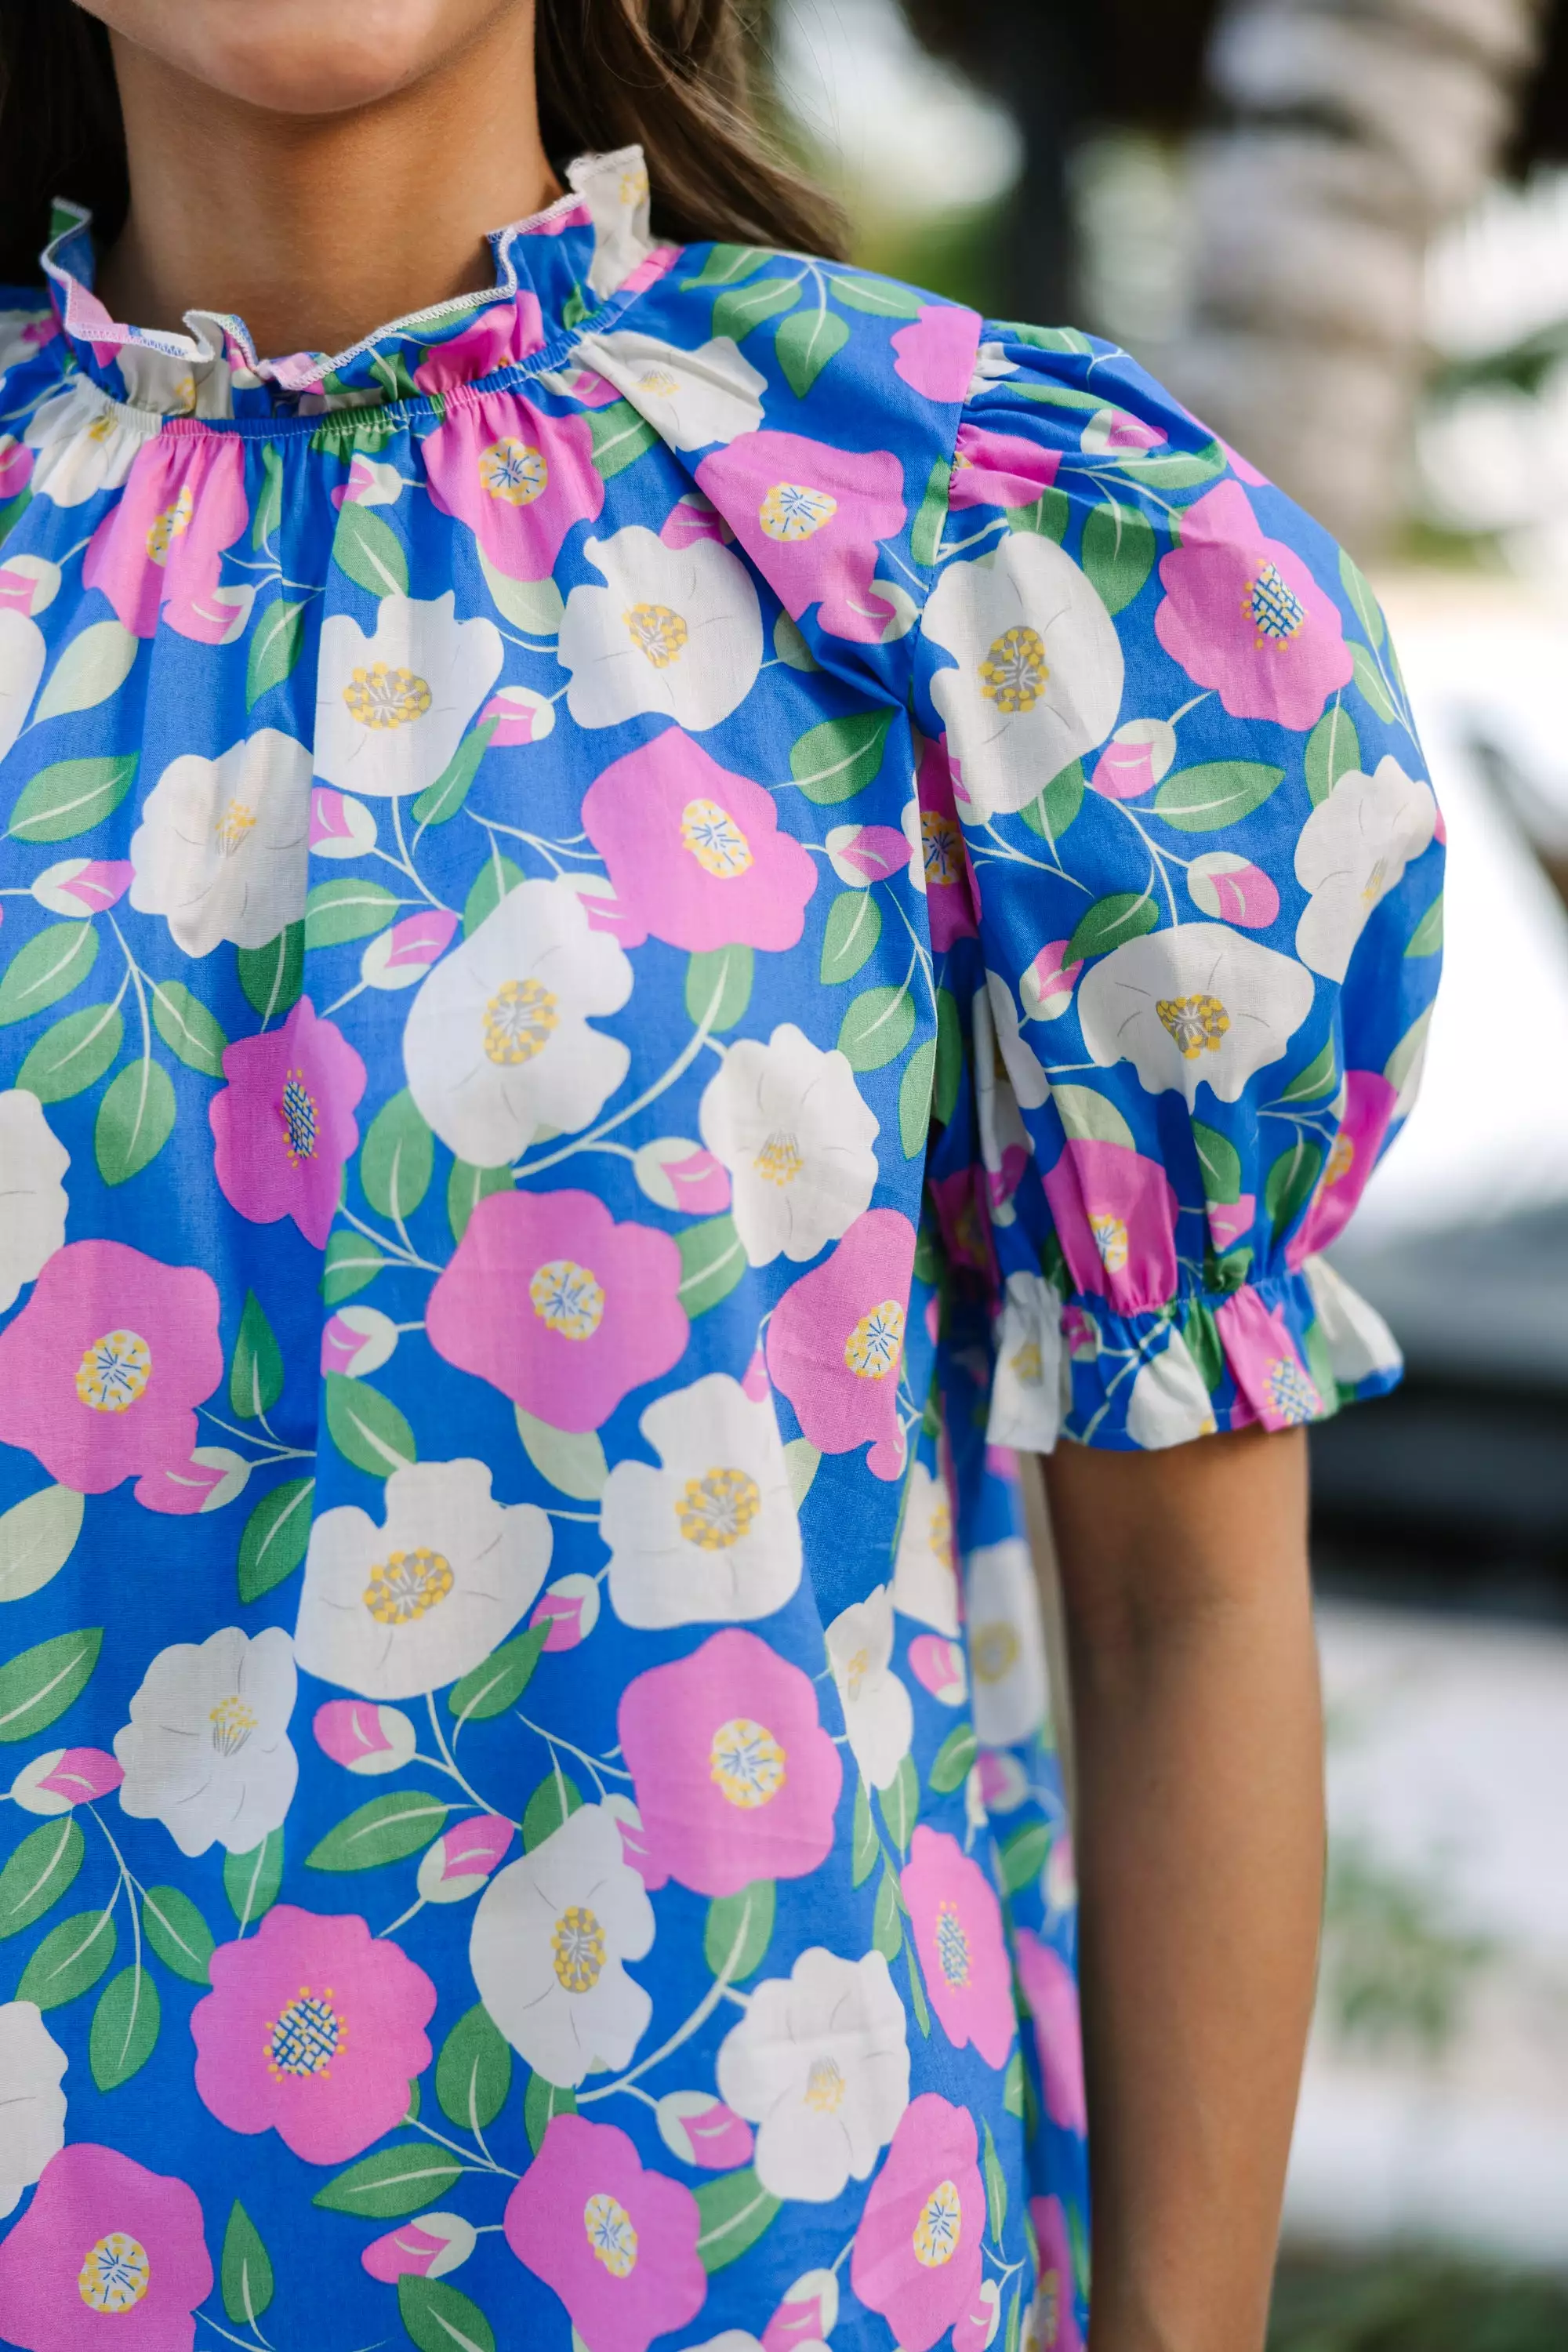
[909,323,1443,1450]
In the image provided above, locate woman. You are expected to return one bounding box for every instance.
[0,5,1441,2350]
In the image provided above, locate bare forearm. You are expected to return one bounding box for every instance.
[1042,1428,1323,2352]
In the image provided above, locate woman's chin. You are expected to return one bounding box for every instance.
[81,0,513,117]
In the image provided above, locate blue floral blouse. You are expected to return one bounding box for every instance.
[0,146,1439,2352]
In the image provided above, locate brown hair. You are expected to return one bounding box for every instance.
[0,0,845,288]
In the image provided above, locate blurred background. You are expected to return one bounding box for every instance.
[762,2,1568,2342]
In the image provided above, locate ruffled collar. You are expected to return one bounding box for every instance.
[41,146,663,421]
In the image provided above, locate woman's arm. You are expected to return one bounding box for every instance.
[1041,1425,1322,2352]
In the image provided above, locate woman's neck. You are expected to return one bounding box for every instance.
[96,13,559,358]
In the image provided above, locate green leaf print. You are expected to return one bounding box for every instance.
[0,922,98,1027]
[1005,488,1070,543]
[361,1090,435,1222]
[775,304,849,398]
[898,1038,937,1159]
[693,2168,782,2273]
[323,1232,386,1304]
[1264,1138,1324,1243]
[1349,641,1399,725]
[89,1962,161,2090]
[221,2201,275,2327]
[685,942,753,1033]
[399,2278,496,2352]
[140,1886,216,1984]
[1339,546,1385,648]
[1003,2049,1027,2118]
[1065,888,1158,967]
[712,274,800,342]
[236,921,304,1021]
[784,1437,818,1508]
[524,2071,577,2155]
[1018,758,1083,847]
[0,1628,101,1743]
[789,709,892,804]
[1304,699,1359,808]
[16,1001,124,1102]
[1191,1120,1243,1206]
[6,754,137,844]
[998,1819,1051,1896]
[819,889,883,985]
[252,444,285,550]
[676,1216,747,1317]
[223,1831,284,1929]
[447,1160,513,1245]
[521,1767,582,1852]
[1278,1039,1338,1104]
[837,982,915,1073]
[587,400,659,480]
[1111,439,1226,492]
[878,1754,920,1855]
[462,848,525,937]
[513,1413,608,1501]
[933,987,963,1126]
[93,1058,176,1187]
[325,1374,416,1478]
[982,2116,1009,2245]
[148,978,227,1076]
[314,2143,463,2218]
[681,243,771,291]
[1080,498,1156,615]
[448,1622,550,1727]
[237,1477,314,1605]
[851,1779,878,1887]
[436,2004,512,2132]
[18,1906,116,2009]
[704,1880,775,1981]
[1183,1298,1225,1394]
[305,877,401,949]
[0,1817,84,1939]
[827,273,925,319]
[1405,893,1443,957]
[229,1290,285,1421]
[1152,761,1285,833]
[872,1860,902,1961]
[0,1484,84,1603]
[331,501,409,598]
[927,1722,978,1795]
[306,1791,449,1872]
[32,620,140,724]
[412,717,495,827]
[909,456,950,569]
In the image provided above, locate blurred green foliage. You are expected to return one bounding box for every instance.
[1319,1835,1497,2059]
[1270,2254,1568,2352]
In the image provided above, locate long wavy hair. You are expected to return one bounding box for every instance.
[0,0,845,287]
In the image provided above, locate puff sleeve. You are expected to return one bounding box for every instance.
[909,324,1443,1451]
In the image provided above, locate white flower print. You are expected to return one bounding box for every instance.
[573,328,767,450]
[601,1373,802,1629]
[924,534,1124,822]
[314,591,502,798]
[1077,922,1315,1107]
[964,1539,1051,1749]
[1294,757,1437,982]
[0,1091,68,1314]
[717,1947,910,2203]
[985,1272,1068,1454]
[295,1458,552,1700]
[128,728,311,955]
[891,1460,961,1635]
[403,877,632,1167]
[470,1802,653,2087]
[982,971,1050,1110]
[699,1024,879,1266]
[557,525,762,732]
[825,1584,913,1791]
[1124,1327,1218,1450]
[0,2002,67,2220]
[0,606,44,769]
[1302,1254,1402,1386]
[24,379,158,508]
[114,1625,298,1857]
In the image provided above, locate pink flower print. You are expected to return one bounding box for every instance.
[1020,940,1083,1022]
[1014,1930,1087,2136]
[310,787,377,858]
[1287,1069,1396,1265]
[901,1826,1016,2067]
[618,1628,843,1897]
[503,2114,706,2352]
[826,822,910,887]
[313,1698,416,1775]
[1186,849,1280,928]
[1153,479,1353,730]
[916,735,980,950]
[416,1813,515,1902]
[909,1635,967,1705]
[0,2142,212,2352]
[480,685,555,745]
[361,907,461,989]
[9,1746,125,1814]
[764,2270,840,2352]
[1082,407,1167,456]
[662,491,728,549]
[0,1240,221,1496]
[210,997,366,1251]
[426,1189,688,1434]
[891,303,983,401]
[413,290,547,393]
[949,423,1061,511]
[766,1209,918,1482]
[654,2090,756,2170]
[1030,2195,1083,2352]
[695,429,907,643]
[29,857,135,916]
[423,387,601,583]
[1089,717,1176,800]
[361,2213,475,2283]
[191,1904,436,2165]
[82,430,248,643]
[850,2095,986,2352]
[1214,1287,1324,1431]
[1207,1192,1256,1254]
[581,731,818,953]
[1042,1140,1179,1318]
[0,434,33,499]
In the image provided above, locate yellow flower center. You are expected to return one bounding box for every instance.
[680,797,753,878]
[343,662,434,730]
[477,437,549,506]
[971,1620,1020,1685]
[922,809,964,887]
[840,1642,872,1700]
[1156,993,1230,1060]
[978,624,1047,715]
[636,367,681,397]
[87,410,118,446]
[551,1903,607,1993]
[280,1072,318,1164]
[913,2179,963,2267]
[530,1260,605,1341]
[935,1898,971,1987]
[78,2234,151,2314]
[1087,1210,1129,1274]
[75,1330,151,1414]
[622,602,688,666]
[759,481,839,542]
[268,1987,345,2078]
[752,1131,804,1188]
[709,1716,787,1809]
[1360,855,1391,907]
[677,1468,762,1551]
[213,797,257,855]
[844,1300,905,1381]
[209,1695,259,1756]
[362,1547,456,1624]
[1247,561,1306,644]
[1009,1340,1044,1388]
[144,482,193,567]
[621,163,651,208]
[1324,1130,1355,1187]
[804,2054,847,2112]
[1263,1358,1323,1427]
[929,1496,954,1566]
[584,2193,639,2278]
[482,976,559,1067]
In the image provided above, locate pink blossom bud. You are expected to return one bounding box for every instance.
[660,492,728,549]
[314,1699,417,1776]
[1185,851,1279,929]
[480,685,556,746]
[909,1635,968,1706]
[0,436,34,500]
[361,908,459,992]
[1019,941,1083,1022]
[29,858,136,919]
[0,554,58,617]
[655,2090,756,2170]
[1206,1194,1255,1253]
[343,453,405,508]
[763,2269,840,2352]
[825,822,910,888]
[604,1794,657,1879]
[416,1814,516,1904]
[361,2212,476,2283]
[741,1347,770,1403]
[985,1443,1019,1479]
[1080,405,1167,456]
[1046,1827,1078,1915]
[954,2276,1003,2352]
[529,1572,600,1653]
[562,873,631,939]
[1062,1305,1099,1361]
[556,365,622,408]
[977,1749,1030,1814]
[11,1747,124,1815]
[1090,717,1175,800]
[321,1305,398,1379]
[310,787,378,860]
[633,1137,731,1215]
[132,1446,249,1516]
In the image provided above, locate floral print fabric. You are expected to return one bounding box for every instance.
[0,141,1436,2352]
